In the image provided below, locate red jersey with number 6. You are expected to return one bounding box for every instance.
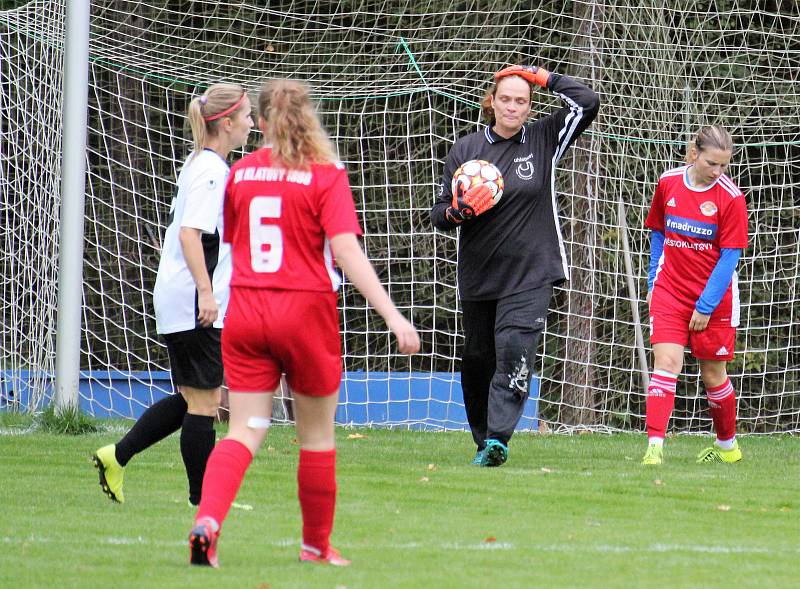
[645,165,748,322]
[223,147,362,291]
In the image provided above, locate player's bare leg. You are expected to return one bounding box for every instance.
[190,390,274,567]
[181,386,220,417]
[224,391,273,455]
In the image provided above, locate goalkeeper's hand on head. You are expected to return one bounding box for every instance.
[445,182,495,224]
[495,65,550,88]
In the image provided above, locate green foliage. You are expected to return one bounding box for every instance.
[4,1,799,430]
[33,403,100,435]
[0,0,28,10]
[1,425,799,588]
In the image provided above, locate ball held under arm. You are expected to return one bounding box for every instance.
[447,182,495,223]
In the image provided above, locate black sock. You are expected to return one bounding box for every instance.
[115,393,187,467]
[180,413,216,505]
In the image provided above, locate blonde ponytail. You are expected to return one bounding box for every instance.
[684,139,697,164]
[187,83,247,155]
[693,125,734,155]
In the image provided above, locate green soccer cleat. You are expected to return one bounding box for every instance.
[92,444,125,503]
[484,439,508,467]
[472,448,487,466]
[696,440,742,464]
[641,443,663,465]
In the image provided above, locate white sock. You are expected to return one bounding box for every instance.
[648,437,664,447]
[715,437,735,451]
[197,516,219,533]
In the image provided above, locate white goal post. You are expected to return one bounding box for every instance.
[1,1,798,433]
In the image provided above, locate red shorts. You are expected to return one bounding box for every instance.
[222,287,342,395]
[649,286,735,361]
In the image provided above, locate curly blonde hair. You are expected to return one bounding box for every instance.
[257,79,337,168]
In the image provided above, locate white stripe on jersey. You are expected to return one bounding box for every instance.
[322,237,342,291]
[730,270,740,327]
[552,90,584,163]
[659,166,687,180]
[548,91,586,279]
[548,161,570,279]
[718,174,742,198]
[653,251,666,287]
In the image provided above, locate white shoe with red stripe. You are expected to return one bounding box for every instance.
[299,543,351,566]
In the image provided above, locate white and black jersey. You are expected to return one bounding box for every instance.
[153,149,232,334]
[431,73,600,301]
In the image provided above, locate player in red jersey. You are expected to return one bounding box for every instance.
[641,125,748,465]
[188,79,420,568]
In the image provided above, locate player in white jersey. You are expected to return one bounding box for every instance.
[92,83,253,505]
[152,149,232,335]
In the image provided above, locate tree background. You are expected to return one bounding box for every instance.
[1,1,798,431]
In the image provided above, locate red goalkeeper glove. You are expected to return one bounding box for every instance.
[445,182,495,224]
[495,65,550,88]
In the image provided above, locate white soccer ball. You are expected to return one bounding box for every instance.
[451,159,504,205]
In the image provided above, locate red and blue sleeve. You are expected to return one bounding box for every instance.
[695,248,741,315]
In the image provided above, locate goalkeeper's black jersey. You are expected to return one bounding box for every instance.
[431,73,600,301]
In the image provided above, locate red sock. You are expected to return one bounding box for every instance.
[297,448,337,553]
[195,438,253,528]
[706,379,736,442]
[645,370,678,439]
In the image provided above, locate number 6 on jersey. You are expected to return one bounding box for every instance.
[249,196,283,273]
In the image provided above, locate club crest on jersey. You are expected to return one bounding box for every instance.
[700,201,718,217]
[516,161,534,180]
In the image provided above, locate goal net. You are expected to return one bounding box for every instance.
[2,0,798,433]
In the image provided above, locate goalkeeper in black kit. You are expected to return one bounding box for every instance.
[431,65,599,466]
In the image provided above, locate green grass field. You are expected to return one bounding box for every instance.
[1,416,798,589]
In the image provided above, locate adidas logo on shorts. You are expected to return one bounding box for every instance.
[715,346,729,356]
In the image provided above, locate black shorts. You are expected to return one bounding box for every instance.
[162,327,223,389]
